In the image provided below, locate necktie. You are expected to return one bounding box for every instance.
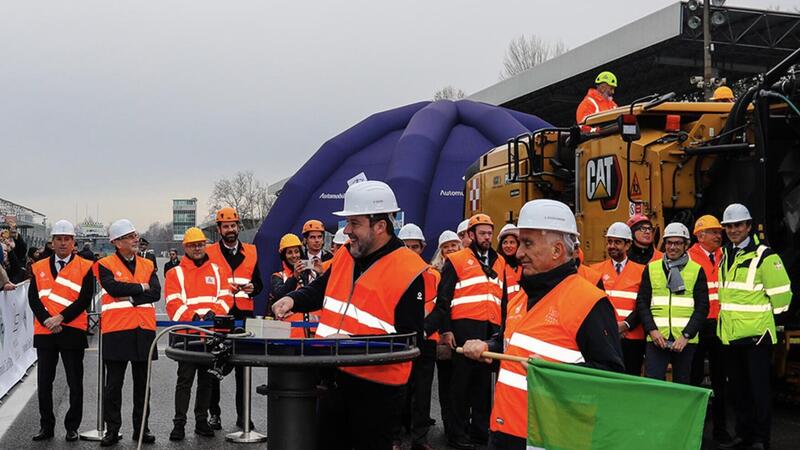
[615,263,622,274]
[709,253,715,265]
[57,260,66,272]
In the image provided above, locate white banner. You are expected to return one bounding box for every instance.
[0,281,36,399]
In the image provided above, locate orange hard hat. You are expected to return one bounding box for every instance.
[711,86,734,102]
[693,215,722,235]
[216,207,240,223]
[468,213,494,229]
[279,233,303,252]
[302,219,325,235]
[626,213,651,229]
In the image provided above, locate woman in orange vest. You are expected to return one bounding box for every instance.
[28,220,94,443]
[270,233,317,338]
[497,224,522,298]
[94,219,160,446]
[462,200,624,450]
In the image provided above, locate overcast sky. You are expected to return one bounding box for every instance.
[1,0,797,230]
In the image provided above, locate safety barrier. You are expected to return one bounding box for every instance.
[0,281,36,400]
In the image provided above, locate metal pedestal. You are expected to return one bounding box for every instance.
[264,366,319,450]
[226,366,267,443]
[80,313,110,441]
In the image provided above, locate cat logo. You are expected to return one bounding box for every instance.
[586,155,622,210]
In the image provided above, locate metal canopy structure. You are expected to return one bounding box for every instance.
[470,1,800,126]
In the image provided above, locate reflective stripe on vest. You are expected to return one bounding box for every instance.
[167,262,229,321]
[317,245,427,385]
[95,255,156,333]
[32,256,93,335]
[490,274,604,439]
[591,258,646,340]
[206,242,257,311]
[688,244,722,319]
[646,259,701,343]
[447,249,505,325]
[423,268,441,342]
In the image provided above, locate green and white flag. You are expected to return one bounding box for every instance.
[526,359,710,450]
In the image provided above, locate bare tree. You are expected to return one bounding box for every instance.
[208,171,270,225]
[500,34,568,80]
[141,221,173,243]
[433,85,466,101]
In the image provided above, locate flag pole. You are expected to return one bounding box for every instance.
[456,347,528,364]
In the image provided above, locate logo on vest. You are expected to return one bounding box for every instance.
[116,271,122,276]
[495,417,505,425]
[40,271,46,278]
[467,259,474,265]
[205,276,215,285]
[544,307,559,324]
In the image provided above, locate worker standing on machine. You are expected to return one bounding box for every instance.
[165,227,233,441]
[95,219,160,446]
[627,214,663,265]
[205,207,262,430]
[636,223,709,384]
[576,71,618,132]
[590,222,647,376]
[272,181,428,450]
[718,204,792,450]
[28,220,94,443]
[711,86,735,103]
[687,215,732,444]
[462,199,624,450]
[435,213,506,450]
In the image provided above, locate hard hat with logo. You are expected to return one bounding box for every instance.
[438,230,460,248]
[108,219,137,241]
[279,233,303,252]
[183,227,207,245]
[721,203,752,224]
[468,213,494,229]
[663,222,691,240]
[626,213,652,229]
[497,224,519,242]
[693,215,723,234]
[216,207,240,223]
[333,180,401,217]
[302,219,325,235]
[711,86,734,101]
[605,222,632,240]
[517,199,579,236]
[51,219,76,237]
[456,219,469,235]
[332,228,347,245]
[595,71,618,88]
[398,223,425,243]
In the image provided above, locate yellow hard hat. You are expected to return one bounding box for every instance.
[595,71,617,88]
[693,215,722,235]
[183,227,207,244]
[711,86,734,101]
[279,233,303,252]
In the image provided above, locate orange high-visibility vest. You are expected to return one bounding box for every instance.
[446,249,505,326]
[94,255,156,334]
[576,88,618,132]
[687,243,722,319]
[423,267,441,342]
[504,264,522,297]
[591,259,646,340]
[316,246,427,385]
[206,242,258,312]
[31,256,93,335]
[165,258,233,322]
[273,264,319,338]
[578,263,603,287]
[491,274,604,439]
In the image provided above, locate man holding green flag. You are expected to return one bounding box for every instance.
[462,199,624,450]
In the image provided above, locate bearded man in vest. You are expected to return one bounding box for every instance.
[272,181,428,450]
[718,204,791,450]
[205,206,263,430]
[636,222,709,384]
[462,199,624,450]
[95,219,160,446]
[166,227,234,441]
[28,220,94,443]
[687,215,732,445]
[435,213,507,450]
[590,222,647,376]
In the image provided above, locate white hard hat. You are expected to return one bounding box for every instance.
[457,219,469,235]
[663,222,691,240]
[605,222,632,240]
[333,180,401,217]
[398,223,425,243]
[51,219,76,237]
[498,224,519,242]
[108,219,137,241]
[332,228,347,245]
[517,199,579,236]
[721,203,752,224]
[438,230,460,247]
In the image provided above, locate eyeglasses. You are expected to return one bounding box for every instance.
[637,226,654,233]
[185,242,206,249]
[664,240,685,247]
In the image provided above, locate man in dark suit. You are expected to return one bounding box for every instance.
[163,248,180,276]
[138,237,158,271]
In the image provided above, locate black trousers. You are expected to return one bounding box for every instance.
[173,361,212,427]
[725,340,773,446]
[690,319,728,437]
[488,430,526,450]
[620,338,645,376]
[318,371,406,450]
[103,359,149,434]
[36,348,84,432]
[644,342,696,384]
[436,354,454,437]
[209,365,245,420]
[450,352,491,441]
[404,340,436,444]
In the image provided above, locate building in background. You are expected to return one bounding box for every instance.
[0,197,47,249]
[172,198,197,241]
[76,217,114,256]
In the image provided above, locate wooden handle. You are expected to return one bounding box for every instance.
[456,347,529,364]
